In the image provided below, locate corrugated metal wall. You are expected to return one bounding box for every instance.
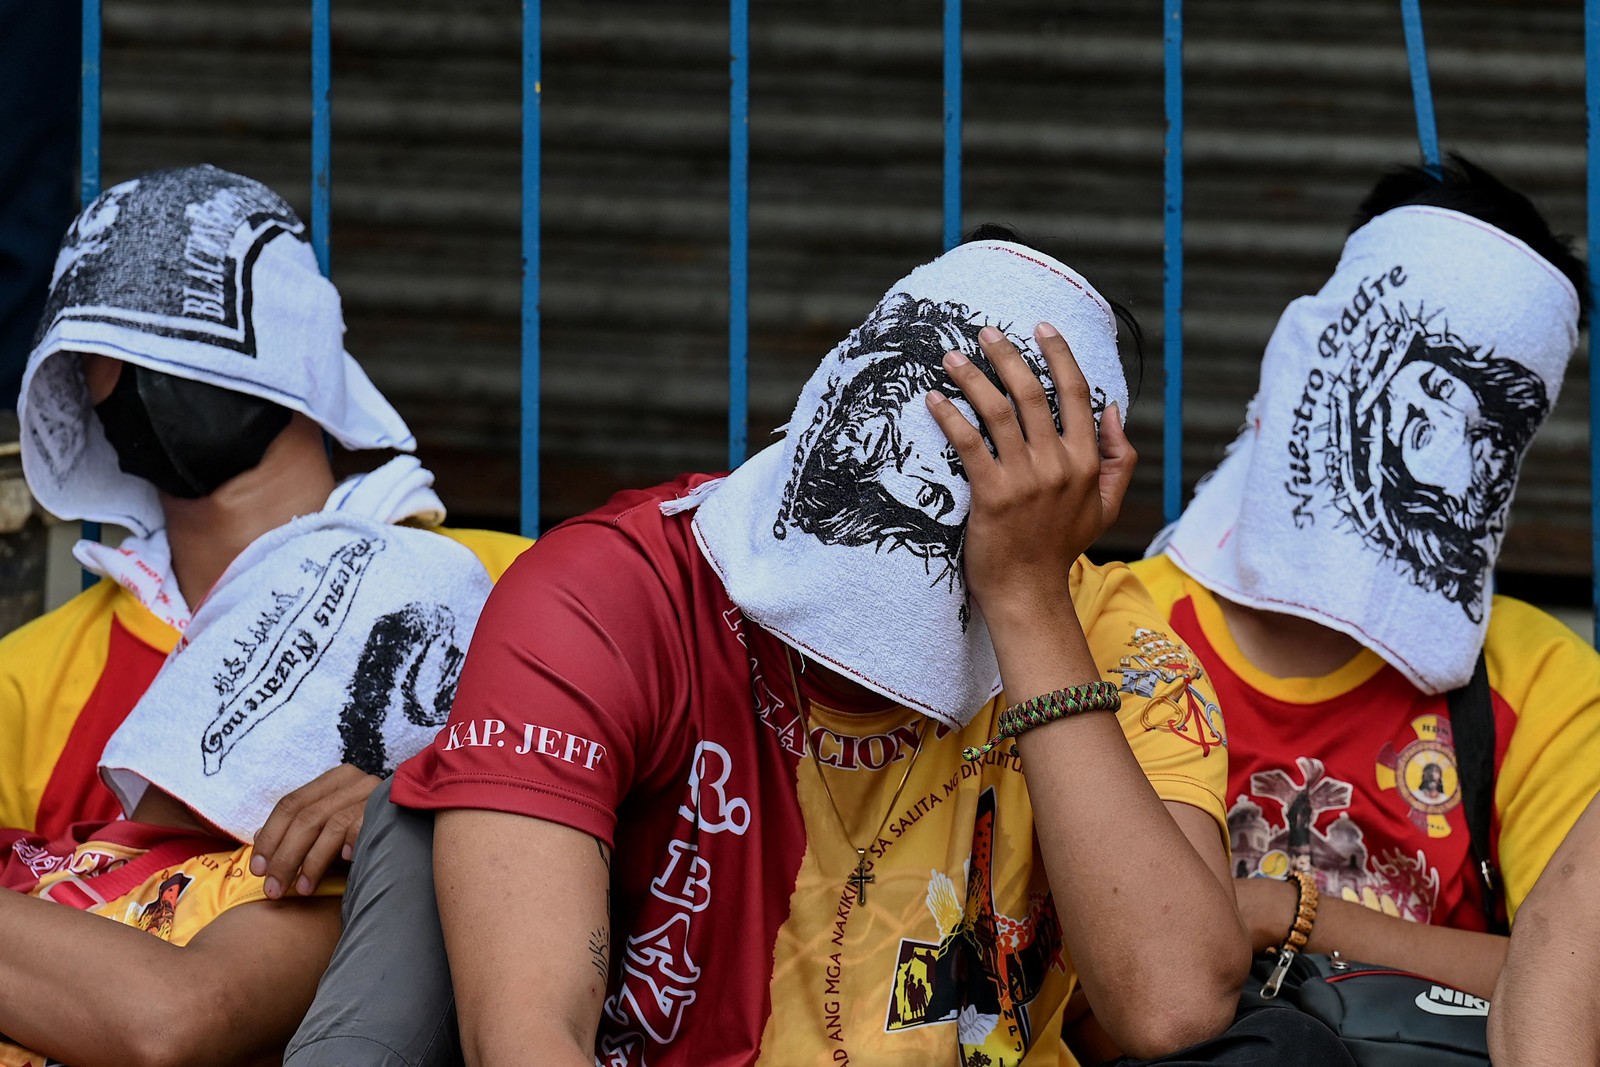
[98,0,1590,578]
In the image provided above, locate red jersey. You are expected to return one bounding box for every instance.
[1131,554,1600,928]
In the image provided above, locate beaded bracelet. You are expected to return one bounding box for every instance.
[961,680,1122,761]
[1260,870,1320,999]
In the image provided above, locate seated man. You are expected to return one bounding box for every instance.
[0,165,528,895]
[1131,156,1598,1001]
[290,234,1356,1066]
[0,504,493,1067]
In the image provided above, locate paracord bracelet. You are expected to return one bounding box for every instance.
[961,680,1122,761]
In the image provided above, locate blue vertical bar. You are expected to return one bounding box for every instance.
[942,0,962,251]
[1587,0,1600,647]
[311,0,332,275]
[521,0,542,537]
[80,0,101,207]
[1161,0,1184,525]
[1400,0,1442,177]
[81,0,102,571]
[728,0,749,468]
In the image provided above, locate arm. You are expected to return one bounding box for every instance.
[1488,791,1600,1064]
[0,889,340,1067]
[435,810,611,1067]
[1236,875,1506,998]
[928,324,1248,1058]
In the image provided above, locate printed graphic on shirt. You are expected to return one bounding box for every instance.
[882,789,1063,1064]
[1229,757,1440,924]
[1113,627,1225,756]
[127,871,193,939]
[1304,286,1550,620]
[1376,714,1461,838]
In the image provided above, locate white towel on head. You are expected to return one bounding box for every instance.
[98,511,492,841]
[1160,206,1578,693]
[19,164,415,540]
[74,455,446,632]
[684,240,1130,727]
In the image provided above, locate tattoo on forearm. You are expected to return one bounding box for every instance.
[589,925,610,981]
[592,838,613,982]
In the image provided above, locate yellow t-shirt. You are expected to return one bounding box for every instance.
[756,559,1228,1066]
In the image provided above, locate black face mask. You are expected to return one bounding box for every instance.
[92,364,293,499]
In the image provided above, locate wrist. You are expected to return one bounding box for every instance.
[1243,877,1301,953]
[976,577,1078,634]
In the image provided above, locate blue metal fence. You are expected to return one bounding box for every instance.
[79,0,102,572]
[522,0,542,537]
[1400,0,1442,178]
[727,0,750,472]
[1587,0,1600,647]
[942,0,962,253]
[73,1,1600,643]
[311,0,332,276]
[1161,0,1184,527]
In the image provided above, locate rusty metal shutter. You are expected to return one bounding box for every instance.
[97,0,1588,578]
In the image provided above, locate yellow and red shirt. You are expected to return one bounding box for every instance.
[0,526,529,838]
[395,477,1229,1066]
[1130,553,1600,927]
[0,819,340,1067]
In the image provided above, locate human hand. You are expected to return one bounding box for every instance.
[250,764,382,899]
[925,321,1135,618]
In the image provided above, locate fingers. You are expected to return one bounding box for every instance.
[1034,322,1096,459]
[925,386,994,476]
[940,333,1024,456]
[978,326,1057,445]
[1096,403,1138,530]
[251,764,381,899]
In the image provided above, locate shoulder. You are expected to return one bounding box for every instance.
[0,579,171,673]
[1483,595,1600,708]
[1124,553,1188,617]
[459,475,726,656]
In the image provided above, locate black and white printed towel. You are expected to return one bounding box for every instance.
[98,508,491,841]
[19,165,415,540]
[677,240,1130,727]
[1158,206,1578,693]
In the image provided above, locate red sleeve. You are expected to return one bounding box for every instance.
[390,504,691,848]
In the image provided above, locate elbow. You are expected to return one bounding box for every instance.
[122,985,271,1067]
[1112,991,1240,1061]
[1106,919,1249,1060]
[123,1010,219,1067]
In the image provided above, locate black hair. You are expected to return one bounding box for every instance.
[1351,153,1589,326]
[961,222,1145,402]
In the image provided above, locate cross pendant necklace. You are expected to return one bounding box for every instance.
[849,849,875,905]
[785,648,925,907]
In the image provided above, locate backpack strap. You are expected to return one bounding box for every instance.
[1445,651,1508,935]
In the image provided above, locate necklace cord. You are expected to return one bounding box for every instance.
[785,646,927,871]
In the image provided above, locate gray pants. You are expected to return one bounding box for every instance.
[285,780,461,1067]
